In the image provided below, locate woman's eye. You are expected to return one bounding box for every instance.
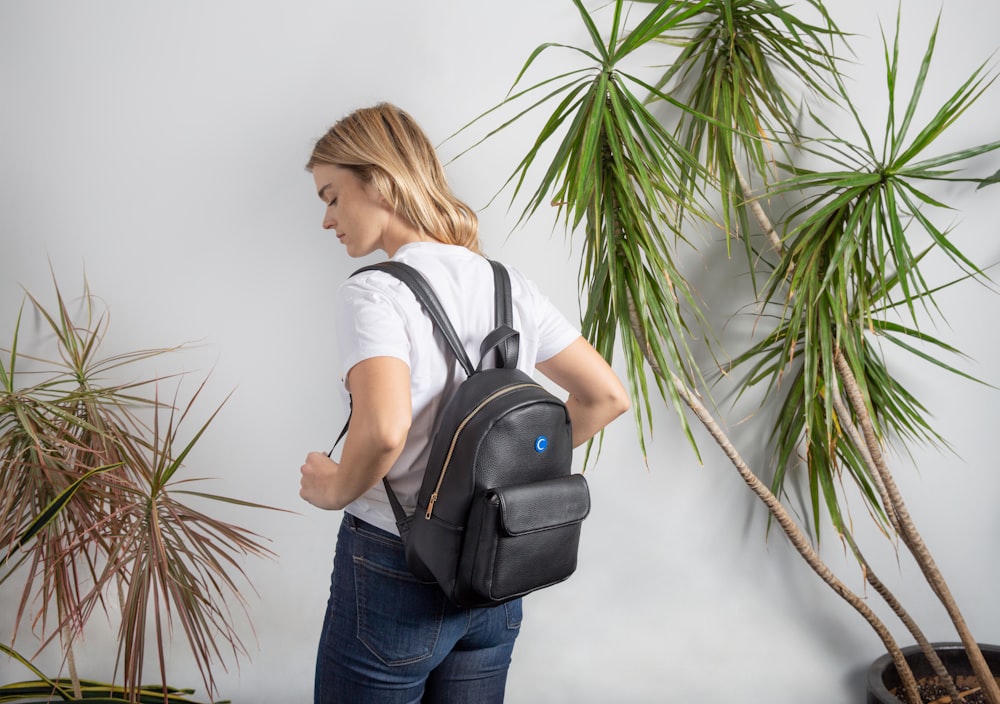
[327,198,337,207]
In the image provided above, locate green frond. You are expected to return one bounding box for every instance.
[455,0,998,567]
[649,0,846,250]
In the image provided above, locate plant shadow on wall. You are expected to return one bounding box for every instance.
[0,274,279,704]
[453,1,1000,702]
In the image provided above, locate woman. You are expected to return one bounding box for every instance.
[299,102,629,703]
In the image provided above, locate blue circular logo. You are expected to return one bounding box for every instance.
[534,436,548,453]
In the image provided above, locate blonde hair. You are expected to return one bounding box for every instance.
[306,103,481,253]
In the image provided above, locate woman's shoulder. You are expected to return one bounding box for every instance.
[393,241,493,286]
[342,243,554,313]
[393,240,481,266]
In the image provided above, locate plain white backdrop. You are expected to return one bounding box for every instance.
[2,2,999,702]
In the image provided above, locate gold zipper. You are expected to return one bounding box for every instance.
[424,383,535,519]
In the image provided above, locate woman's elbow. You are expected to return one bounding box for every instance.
[373,416,411,456]
[606,385,631,422]
[616,388,631,417]
[586,382,630,429]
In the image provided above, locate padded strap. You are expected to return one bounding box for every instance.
[354,261,476,377]
[485,260,519,369]
[490,259,513,327]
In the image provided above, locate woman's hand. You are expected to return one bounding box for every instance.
[300,451,344,510]
[298,356,412,511]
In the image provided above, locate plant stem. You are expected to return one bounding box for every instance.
[736,168,784,259]
[624,297,924,704]
[741,169,998,704]
[64,634,82,699]
[839,528,964,703]
[831,392,964,701]
[834,354,1000,704]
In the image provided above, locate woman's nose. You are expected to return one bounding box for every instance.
[322,212,337,230]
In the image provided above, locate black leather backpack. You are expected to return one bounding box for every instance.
[341,259,591,607]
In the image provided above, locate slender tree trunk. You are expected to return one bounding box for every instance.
[831,394,964,701]
[624,299,924,704]
[840,531,964,703]
[830,394,899,529]
[740,170,999,704]
[834,355,1000,704]
[737,169,783,258]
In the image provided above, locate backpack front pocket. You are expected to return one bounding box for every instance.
[458,473,590,606]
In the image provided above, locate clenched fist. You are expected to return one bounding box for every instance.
[299,451,343,510]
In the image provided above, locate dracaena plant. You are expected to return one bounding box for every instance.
[454,0,1000,702]
[0,275,276,704]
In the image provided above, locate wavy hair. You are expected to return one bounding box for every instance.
[306,103,480,253]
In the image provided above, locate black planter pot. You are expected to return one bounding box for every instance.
[866,642,1000,703]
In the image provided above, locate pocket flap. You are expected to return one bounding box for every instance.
[490,474,590,536]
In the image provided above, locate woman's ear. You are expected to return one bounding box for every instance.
[367,172,396,209]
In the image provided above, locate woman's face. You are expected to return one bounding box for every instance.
[312,164,392,258]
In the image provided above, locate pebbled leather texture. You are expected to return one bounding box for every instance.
[493,474,590,535]
[459,474,589,605]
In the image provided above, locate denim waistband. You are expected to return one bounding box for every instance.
[345,512,403,544]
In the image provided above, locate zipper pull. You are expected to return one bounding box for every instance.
[425,492,438,519]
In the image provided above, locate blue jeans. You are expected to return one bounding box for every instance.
[315,514,522,703]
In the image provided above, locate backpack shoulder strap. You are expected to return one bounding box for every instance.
[483,260,520,370]
[490,259,512,327]
[344,260,477,532]
[353,261,475,377]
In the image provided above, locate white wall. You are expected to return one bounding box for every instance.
[2,2,999,703]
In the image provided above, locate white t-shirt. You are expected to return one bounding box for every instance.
[333,241,580,535]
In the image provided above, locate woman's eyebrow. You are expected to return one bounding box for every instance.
[317,184,331,201]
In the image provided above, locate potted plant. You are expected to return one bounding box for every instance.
[0,275,276,704]
[454,0,1000,701]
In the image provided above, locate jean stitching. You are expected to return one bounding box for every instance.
[348,515,403,549]
[353,555,445,667]
[504,600,523,630]
[355,555,425,583]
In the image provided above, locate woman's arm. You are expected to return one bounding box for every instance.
[299,356,412,510]
[535,337,630,447]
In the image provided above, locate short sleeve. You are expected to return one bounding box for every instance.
[334,276,412,390]
[527,278,581,363]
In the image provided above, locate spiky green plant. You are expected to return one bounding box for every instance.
[644,0,842,256]
[456,0,1000,701]
[1,276,276,704]
[725,10,1000,700]
[744,8,999,534]
[455,0,719,456]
